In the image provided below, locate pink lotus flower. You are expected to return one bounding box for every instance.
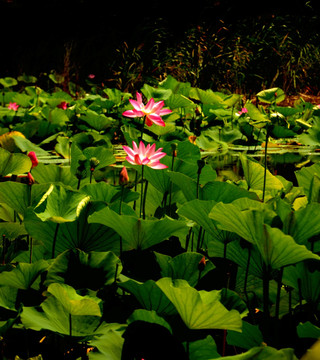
[238,107,248,116]
[122,92,172,127]
[7,102,19,111]
[27,151,39,169]
[57,101,68,110]
[123,141,168,169]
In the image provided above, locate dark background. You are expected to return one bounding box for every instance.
[1,0,319,84]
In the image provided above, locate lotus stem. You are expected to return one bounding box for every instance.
[29,236,33,264]
[262,129,269,202]
[140,116,146,141]
[119,186,124,258]
[185,227,193,251]
[139,165,145,218]
[262,263,270,318]
[244,246,251,309]
[2,235,5,265]
[168,144,176,216]
[197,226,203,252]
[133,171,138,211]
[222,329,227,356]
[275,267,284,319]
[196,160,205,199]
[52,223,60,259]
[142,180,148,220]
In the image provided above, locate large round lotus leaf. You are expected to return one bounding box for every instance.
[45,248,122,290]
[34,184,90,223]
[0,148,31,176]
[156,277,242,331]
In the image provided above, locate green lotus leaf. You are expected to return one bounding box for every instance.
[12,135,49,156]
[245,102,270,126]
[118,278,177,316]
[209,202,266,245]
[34,184,90,223]
[178,199,229,242]
[0,286,19,311]
[45,248,122,290]
[240,154,284,195]
[283,203,320,249]
[156,277,242,331]
[21,288,101,337]
[88,322,126,360]
[32,163,91,188]
[24,204,120,256]
[209,202,320,269]
[227,321,264,350]
[215,346,298,360]
[47,283,102,316]
[186,335,220,360]
[256,87,286,104]
[154,252,215,287]
[80,181,138,205]
[168,171,258,202]
[88,207,188,251]
[80,109,115,131]
[0,260,48,290]
[0,147,32,176]
[297,321,320,339]
[189,87,226,105]
[283,262,320,305]
[128,309,172,334]
[0,77,18,88]
[0,182,50,217]
[295,162,320,198]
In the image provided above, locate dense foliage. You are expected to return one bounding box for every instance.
[0,75,320,359]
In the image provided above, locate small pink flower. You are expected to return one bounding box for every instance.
[238,107,248,116]
[7,102,19,111]
[57,101,68,110]
[27,151,38,169]
[122,92,172,127]
[88,74,95,79]
[122,141,168,169]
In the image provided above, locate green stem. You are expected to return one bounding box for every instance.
[262,129,269,202]
[140,116,146,141]
[185,227,193,252]
[119,186,124,258]
[142,180,148,220]
[77,177,81,190]
[275,267,284,319]
[244,246,251,307]
[197,227,203,252]
[168,146,176,216]
[2,235,5,265]
[139,165,144,218]
[262,263,270,318]
[52,223,60,259]
[133,171,138,211]
[29,236,33,264]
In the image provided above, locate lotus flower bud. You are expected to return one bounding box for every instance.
[28,151,39,169]
[89,157,100,172]
[119,166,129,185]
[27,172,35,185]
[198,256,207,272]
